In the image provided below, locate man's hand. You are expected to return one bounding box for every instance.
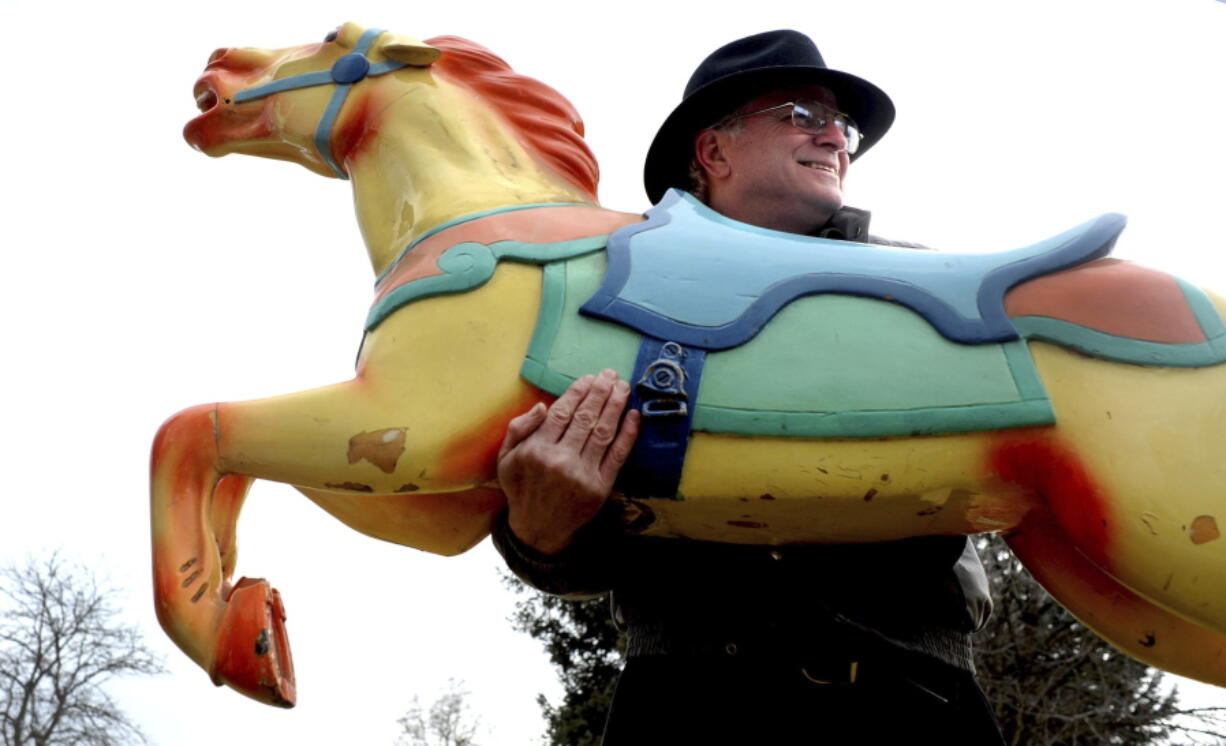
[497,369,641,555]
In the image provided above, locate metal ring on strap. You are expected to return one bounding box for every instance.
[614,337,706,499]
[232,28,407,179]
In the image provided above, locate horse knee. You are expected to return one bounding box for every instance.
[152,403,220,468]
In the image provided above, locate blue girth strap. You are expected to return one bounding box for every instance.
[615,338,706,499]
[233,28,404,179]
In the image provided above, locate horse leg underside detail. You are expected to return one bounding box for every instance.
[151,264,551,703]
[1007,507,1226,686]
[151,404,294,706]
[150,380,532,705]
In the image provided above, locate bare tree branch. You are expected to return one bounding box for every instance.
[395,679,481,746]
[0,553,165,746]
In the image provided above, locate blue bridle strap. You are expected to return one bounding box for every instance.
[232,28,407,179]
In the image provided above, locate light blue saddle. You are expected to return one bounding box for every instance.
[580,190,1126,348]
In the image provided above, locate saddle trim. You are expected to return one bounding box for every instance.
[580,190,1128,348]
[1011,279,1226,368]
[374,201,593,285]
[366,235,609,331]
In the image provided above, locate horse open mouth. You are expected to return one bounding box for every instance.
[184,78,229,152]
[183,75,275,155]
[194,84,219,113]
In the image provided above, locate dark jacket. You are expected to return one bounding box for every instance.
[494,510,990,672]
[494,205,993,673]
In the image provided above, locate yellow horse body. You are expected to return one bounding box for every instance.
[155,22,1226,707]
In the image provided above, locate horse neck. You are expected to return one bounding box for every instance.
[345,82,597,276]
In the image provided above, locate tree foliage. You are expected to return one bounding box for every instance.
[0,553,164,746]
[395,679,482,746]
[509,539,1226,745]
[504,576,622,746]
[974,535,1226,746]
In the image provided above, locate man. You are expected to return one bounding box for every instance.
[495,31,1004,744]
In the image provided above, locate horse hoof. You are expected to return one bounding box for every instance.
[211,577,297,707]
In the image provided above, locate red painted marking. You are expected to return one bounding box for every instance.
[331,91,377,174]
[437,387,556,484]
[1008,507,1128,601]
[152,403,209,462]
[152,404,218,493]
[213,579,296,707]
[399,488,507,521]
[425,35,599,200]
[988,435,1114,568]
[152,563,184,627]
[151,404,221,627]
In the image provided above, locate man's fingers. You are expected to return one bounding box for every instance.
[599,408,641,484]
[497,402,547,462]
[581,377,631,461]
[538,375,595,441]
[559,369,618,449]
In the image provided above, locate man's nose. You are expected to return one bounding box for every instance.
[814,120,848,151]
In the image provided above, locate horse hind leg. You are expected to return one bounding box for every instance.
[1006,507,1226,687]
[151,404,296,707]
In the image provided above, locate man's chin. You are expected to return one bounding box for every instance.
[802,191,844,221]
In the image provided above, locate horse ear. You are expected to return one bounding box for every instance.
[380,35,441,66]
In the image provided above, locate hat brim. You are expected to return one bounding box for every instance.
[643,66,895,204]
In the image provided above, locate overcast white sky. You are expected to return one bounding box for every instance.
[3,0,1225,743]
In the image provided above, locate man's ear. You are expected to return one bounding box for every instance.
[694,129,732,180]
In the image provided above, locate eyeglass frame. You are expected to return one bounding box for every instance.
[712,99,862,155]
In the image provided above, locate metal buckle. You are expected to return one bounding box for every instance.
[635,342,690,419]
[800,661,859,685]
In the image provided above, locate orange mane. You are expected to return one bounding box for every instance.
[425,36,600,201]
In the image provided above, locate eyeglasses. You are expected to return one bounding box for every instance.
[717,100,862,155]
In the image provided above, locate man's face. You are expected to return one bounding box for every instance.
[703,85,850,233]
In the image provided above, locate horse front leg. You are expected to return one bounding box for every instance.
[151,404,295,707]
[151,264,550,705]
[152,372,547,705]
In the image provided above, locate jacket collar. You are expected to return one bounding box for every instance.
[816,205,871,241]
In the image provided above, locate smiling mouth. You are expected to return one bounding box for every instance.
[799,161,838,175]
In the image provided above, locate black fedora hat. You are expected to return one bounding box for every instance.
[644,30,895,204]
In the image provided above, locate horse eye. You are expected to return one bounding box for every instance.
[324,30,338,42]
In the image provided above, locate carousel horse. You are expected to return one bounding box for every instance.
[158,21,1226,706]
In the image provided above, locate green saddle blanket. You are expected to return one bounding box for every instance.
[521,252,1053,438]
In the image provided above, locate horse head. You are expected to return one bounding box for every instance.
[184,22,600,273]
[184,22,440,178]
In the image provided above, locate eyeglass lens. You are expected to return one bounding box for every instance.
[793,102,861,154]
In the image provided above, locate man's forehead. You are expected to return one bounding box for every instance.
[743,85,838,110]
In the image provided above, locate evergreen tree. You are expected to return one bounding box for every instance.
[504,579,623,746]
